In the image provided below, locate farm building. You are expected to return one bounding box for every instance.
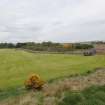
[94,44,105,54]
[83,49,96,56]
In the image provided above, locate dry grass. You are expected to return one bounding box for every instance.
[42,68,105,97]
[0,69,105,105]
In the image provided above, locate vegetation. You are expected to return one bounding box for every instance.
[59,86,105,105]
[0,49,105,102]
[0,42,94,52]
[74,43,94,49]
[0,49,105,89]
[25,74,45,90]
[0,68,105,105]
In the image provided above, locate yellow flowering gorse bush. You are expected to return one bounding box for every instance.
[25,74,45,90]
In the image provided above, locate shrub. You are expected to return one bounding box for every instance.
[25,74,45,90]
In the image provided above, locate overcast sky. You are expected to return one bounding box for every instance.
[0,0,105,43]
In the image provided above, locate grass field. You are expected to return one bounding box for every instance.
[0,49,105,103]
[0,49,105,90]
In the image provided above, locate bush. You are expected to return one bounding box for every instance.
[25,74,45,90]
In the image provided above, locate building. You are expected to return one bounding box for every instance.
[94,44,105,54]
[83,49,96,56]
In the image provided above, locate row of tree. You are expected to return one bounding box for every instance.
[0,42,94,52]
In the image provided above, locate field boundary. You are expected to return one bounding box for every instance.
[43,68,105,96]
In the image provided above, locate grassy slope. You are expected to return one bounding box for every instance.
[0,49,105,90]
[1,86,105,105]
[1,69,105,105]
[59,86,105,105]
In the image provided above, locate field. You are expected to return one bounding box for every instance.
[0,49,105,102]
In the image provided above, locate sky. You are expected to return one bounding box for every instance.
[0,0,105,43]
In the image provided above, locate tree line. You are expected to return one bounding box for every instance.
[0,42,94,52]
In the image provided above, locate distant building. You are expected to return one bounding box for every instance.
[94,44,105,54]
[83,49,96,56]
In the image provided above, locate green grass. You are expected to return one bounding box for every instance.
[0,49,105,90]
[0,49,105,100]
[59,86,105,105]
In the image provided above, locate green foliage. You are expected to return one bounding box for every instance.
[0,42,94,52]
[59,92,83,105]
[0,87,27,101]
[0,49,105,100]
[0,43,15,48]
[59,86,105,105]
[75,44,94,49]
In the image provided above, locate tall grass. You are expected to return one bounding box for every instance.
[59,86,105,105]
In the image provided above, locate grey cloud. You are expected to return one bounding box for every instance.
[0,0,105,42]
